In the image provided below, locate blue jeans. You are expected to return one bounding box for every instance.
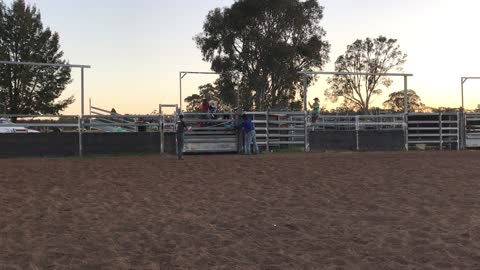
[176,133,184,159]
[245,130,259,155]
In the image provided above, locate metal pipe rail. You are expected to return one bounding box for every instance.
[89,106,114,115]
[246,111,307,151]
[407,112,460,150]
[0,114,80,118]
[83,122,160,128]
[313,115,404,131]
[0,111,469,157]
[0,123,78,128]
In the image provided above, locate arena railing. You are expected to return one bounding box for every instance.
[180,112,237,153]
[246,111,307,152]
[407,112,460,151]
[0,111,468,157]
[0,114,80,130]
[309,114,407,151]
[0,114,166,156]
[313,114,405,131]
[82,114,161,132]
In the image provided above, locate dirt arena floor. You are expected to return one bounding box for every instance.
[2,152,480,269]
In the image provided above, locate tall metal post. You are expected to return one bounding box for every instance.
[81,68,85,117]
[460,77,480,150]
[403,75,408,114]
[303,73,309,152]
[178,71,223,111]
[403,75,409,152]
[303,73,308,112]
[179,72,183,111]
[457,109,465,151]
[79,67,84,157]
[460,77,480,110]
[0,61,91,156]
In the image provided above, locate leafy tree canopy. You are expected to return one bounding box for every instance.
[0,0,73,116]
[383,89,425,112]
[195,0,330,111]
[325,36,407,114]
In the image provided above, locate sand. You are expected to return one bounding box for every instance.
[1,151,480,269]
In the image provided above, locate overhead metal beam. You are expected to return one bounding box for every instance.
[0,61,90,156]
[180,71,218,75]
[461,76,480,109]
[0,60,91,69]
[300,71,413,77]
[179,71,221,110]
[300,70,413,115]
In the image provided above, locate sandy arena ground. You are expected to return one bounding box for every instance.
[2,152,480,269]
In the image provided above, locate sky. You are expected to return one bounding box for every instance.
[5,0,480,114]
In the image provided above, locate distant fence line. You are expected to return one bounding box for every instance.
[0,111,475,158]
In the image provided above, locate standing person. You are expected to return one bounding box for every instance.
[309,97,321,123]
[199,99,209,127]
[236,114,259,155]
[233,108,244,153]
[176,114,189,160]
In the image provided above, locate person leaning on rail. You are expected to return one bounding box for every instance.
[235,114,259,155]
[232,108,245,154]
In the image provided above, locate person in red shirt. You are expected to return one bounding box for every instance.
[199,99,209,112]
[199,99,209,127]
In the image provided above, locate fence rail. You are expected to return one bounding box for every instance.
[407,113,460,150]
[2,112,479,157]
[313,115,405,131]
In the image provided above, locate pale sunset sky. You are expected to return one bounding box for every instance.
[8,0,480,114]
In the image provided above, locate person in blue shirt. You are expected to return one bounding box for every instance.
[176,114,190,160]
[236,114,259,155]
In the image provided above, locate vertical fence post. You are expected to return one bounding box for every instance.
[457,112,461,151]
[159,105,164,154]
[265,111,270,153]
[303,74,308,114]
[404,113,409,151]
[174,109,179,157]
[355,115,360,151]
[303,73,309,153]
[439,112,443,151]
[304,110,309,152]
[403,75,408,115]
[461,78,465,110]
[78,116,82,157]
[79,67,85,157]
[159,115,164,154]
[460,109,465,150]
[179,73,183,111]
